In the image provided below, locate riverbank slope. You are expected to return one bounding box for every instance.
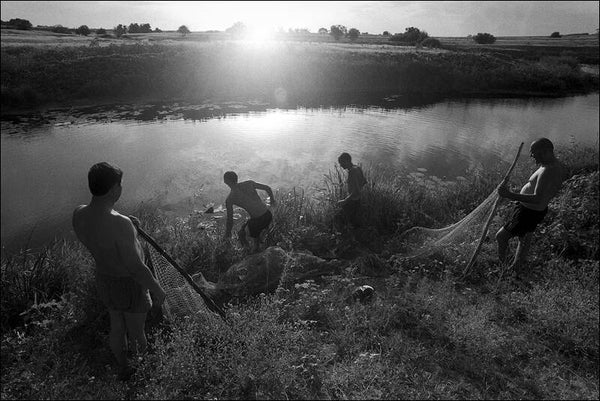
[1,143,598,399]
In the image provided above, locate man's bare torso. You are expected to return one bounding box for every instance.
[73,205,143,277]
[519,162,564,211]
[226,181,268,218]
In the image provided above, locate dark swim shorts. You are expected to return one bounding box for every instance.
[246,210,273,238]
[504,202,548,237]
[96,274,152,313]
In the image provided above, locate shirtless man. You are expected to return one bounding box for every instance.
[72,162,166,380]
[223,171,276,253]
[496,138,565,275]
[337,152,367,229]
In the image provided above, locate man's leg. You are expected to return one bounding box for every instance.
[512,232,533,273]
[495,227,512,263]
[238,221,250,247]
[108,311,129,368]
[124,312,148,356]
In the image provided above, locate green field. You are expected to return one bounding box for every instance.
[1,28,598,113]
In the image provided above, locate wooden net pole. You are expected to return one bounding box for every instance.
[462,142,524,276]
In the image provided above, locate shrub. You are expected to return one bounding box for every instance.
[75,25,90,36]
[550,31,561,38]
[7,18,32,30]
[95,27,106,35]
[51,25,72,34]
[390,27,429,45]
[420,37,441,48]
[473,32,496,44]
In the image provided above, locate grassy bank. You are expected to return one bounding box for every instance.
[1,37,598,112]
[1,142,598,399]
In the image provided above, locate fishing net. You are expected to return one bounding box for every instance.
[396,143,525,272]
[142,236,222,321]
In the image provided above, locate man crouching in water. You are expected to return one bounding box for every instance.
[496,138,565,278]
[72,162,166,381]
[223,171,276,253]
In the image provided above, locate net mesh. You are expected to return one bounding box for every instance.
[144,241,216,321]
[397,191,500,269]
[395,143,524,271]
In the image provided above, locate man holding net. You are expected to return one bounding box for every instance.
[336,152,367,230]
[496,138,564,277]
[223,171,276,253]
[72,162,166,381]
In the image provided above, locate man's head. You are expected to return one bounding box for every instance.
[223,171,238,186]
[530,138,555,164]
[338,152,353,170]
[88,162,123,200]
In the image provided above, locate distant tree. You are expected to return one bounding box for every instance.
[177,25,190,36]
[550,31,561,38]
[347,27,360,41]
[114,24,127,37]
[96,27,107,35]
[383,31,390,36]
[75,25,91,36]
[226,21,247,37]
[139,23,152,33]
[128,23,140,33]
[154,27,162,33]
[329,24,347,40]
[8,18,32,30]
[473,32,496,44]
[318,27,328,34]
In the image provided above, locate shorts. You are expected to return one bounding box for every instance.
[504,202,548,237]
[342,199,361,228]
[245,210,273,238]
[96,274,152,313]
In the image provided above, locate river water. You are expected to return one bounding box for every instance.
[1,93,598,253]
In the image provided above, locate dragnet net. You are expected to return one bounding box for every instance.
[143,241,216,321]
[396,143,524,271]
[397,190,500,268]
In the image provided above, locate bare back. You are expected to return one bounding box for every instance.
[519,161,564,211]
[72,205,143,277]
[226,180,268,218]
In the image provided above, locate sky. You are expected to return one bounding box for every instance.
[1,1,598,37]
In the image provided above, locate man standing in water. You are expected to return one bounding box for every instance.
[496,138,565,277]
[223,171,276,253]
[72,162,166,381]
[336,152,367,229]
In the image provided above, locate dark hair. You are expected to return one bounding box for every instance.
[224,171,238,183]
[532,137,554,151]
[338,152,352,163]
[88,162,123,196]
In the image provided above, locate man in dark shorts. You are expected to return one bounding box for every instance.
[336,152,367,229]
[223,171,276,253]
[72,162,166,381]
[496,138,565,275]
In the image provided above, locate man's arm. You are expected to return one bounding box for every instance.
[116,216,166,305]
[253,182,276,206]
[224,198,234,238]
[498,169,554,207]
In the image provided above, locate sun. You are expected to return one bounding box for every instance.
[244,25,275,43]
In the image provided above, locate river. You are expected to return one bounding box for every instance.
[1,93,598,253]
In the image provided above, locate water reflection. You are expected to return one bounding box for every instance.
[1,94,598,252]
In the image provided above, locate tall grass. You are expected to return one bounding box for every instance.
[1,143,598,399]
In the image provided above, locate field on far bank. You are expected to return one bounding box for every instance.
[1,28,598,113]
